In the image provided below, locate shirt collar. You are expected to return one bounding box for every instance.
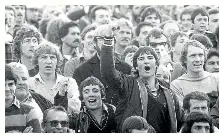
[20,91,32,103]
[11,96,20,108]
[35,73,62,87]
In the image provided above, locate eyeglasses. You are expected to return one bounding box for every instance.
[48,120,69,127]
[149,42,167,48]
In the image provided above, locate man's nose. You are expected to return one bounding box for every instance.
[45,57,52,63]
[200,127,207,133]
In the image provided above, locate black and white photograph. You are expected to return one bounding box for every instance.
[4,3,219,133]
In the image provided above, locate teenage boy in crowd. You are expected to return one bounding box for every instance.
[75,76,117,133]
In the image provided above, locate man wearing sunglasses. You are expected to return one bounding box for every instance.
[42,106,74,133]
[146,28,173,71]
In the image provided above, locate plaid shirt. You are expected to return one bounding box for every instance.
[5,33,16,63]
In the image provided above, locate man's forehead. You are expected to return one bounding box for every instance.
[189,99,208,105]
[46,110,68,120]
[138,51,154,57]
[83,84,100,90]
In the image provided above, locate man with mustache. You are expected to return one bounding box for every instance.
[59,21,81,74]
[170,40,219,108]
[204,49,219,73]
[12,5,26,27]
[100,24,183,132]
[14,24,42,77]
[64,24,97,77]
[114,18,133,60]
[189,7,218,49]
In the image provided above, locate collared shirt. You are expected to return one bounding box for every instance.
[28,73,81,113]
[86,104,109,129]
[5,37,17,64]
[20,91,43,123]
[5,97,41,133]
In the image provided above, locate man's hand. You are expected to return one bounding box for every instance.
[56,78,70,96]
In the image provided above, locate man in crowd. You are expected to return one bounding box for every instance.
[170,40,219,107]
[181,112,214,133]
[75,76,117,133]
[42,106,74,133]
[28,41,81,114]
[5,5,16,35]
[182,91,219,132]
[204,49,219,73]
[59,21,81,74]
[132,22,153,47]
[140,6,162,27]
[90,5,111,25]
[114,18,133,60]
[208,8,219,34]
[5,65,41,133]
[12,5,26,27]
[64,24,97,77]
[73,24,131,106]
[189,7,218,49]
[100,24,183,132]
[179,7,194,34]
[26,5,41,28]
[13,24,42,77]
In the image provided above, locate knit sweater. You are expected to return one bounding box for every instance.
[170,71,219,107]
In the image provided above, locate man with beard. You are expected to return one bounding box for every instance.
[73,24,131,106]
[114,18,133,60]
[189,7,218,49]
[59,21,81,74]
[42,106,74,133]
[170,40,219,107]
[100,24,183,132]
[75,76,117,133]
[204,49,219,73]
[14,24,42,77]
[64,24,97,77]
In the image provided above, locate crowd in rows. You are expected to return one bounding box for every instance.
[5,5,219,133]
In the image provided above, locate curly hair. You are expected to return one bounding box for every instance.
[181,112,214,133]
[180,40,206,69]
[13,24,42,59]
[121,45,138,61]
[32,41,63,71]
[190,34,213,49]
[78,76,106,101]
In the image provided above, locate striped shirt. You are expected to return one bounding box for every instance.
[5,97,41,133]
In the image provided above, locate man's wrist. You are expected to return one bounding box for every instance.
[103,37,114,46]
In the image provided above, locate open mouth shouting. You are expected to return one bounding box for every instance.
[144,65,151,72]
[88,98,97,106]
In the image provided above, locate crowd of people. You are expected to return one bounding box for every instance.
[5,5,219,133]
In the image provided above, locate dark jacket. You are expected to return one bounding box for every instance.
[75,103,117,133]
[100,45,183,132]
[73,54,131,106]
